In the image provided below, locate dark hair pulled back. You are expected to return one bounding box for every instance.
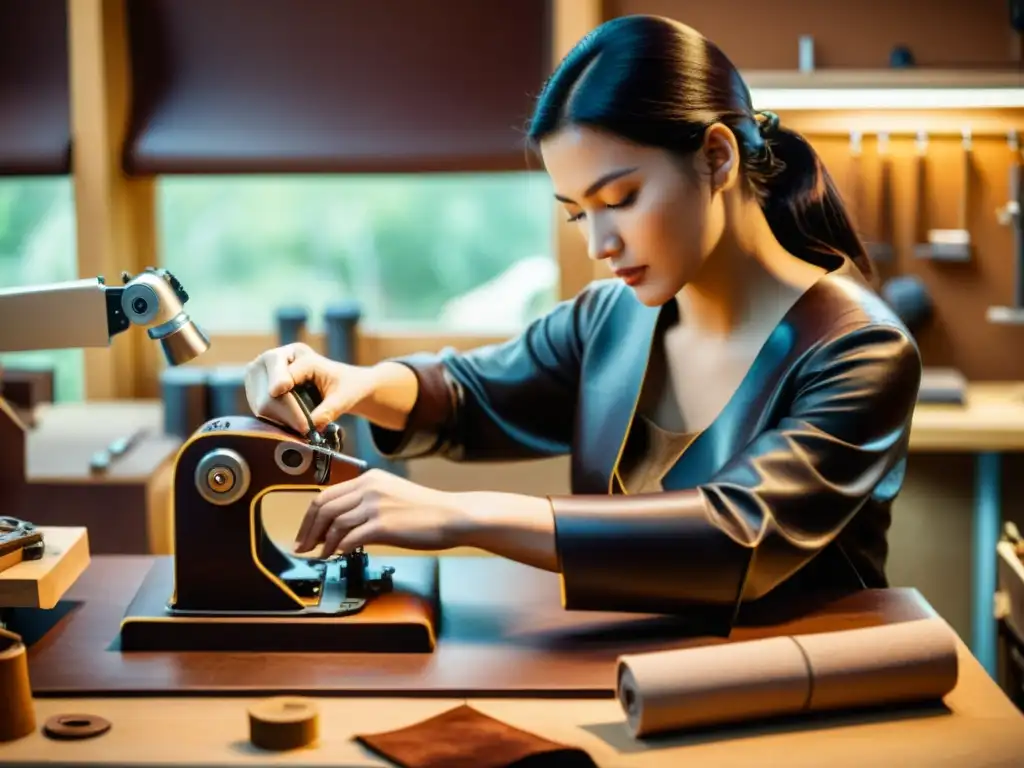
[526,15,875,285]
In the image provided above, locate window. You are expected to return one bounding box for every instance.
[157,173,558,335]
[0,177,83,402]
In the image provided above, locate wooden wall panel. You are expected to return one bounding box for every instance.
[796,121,1024,380]
[607,0,1017,70]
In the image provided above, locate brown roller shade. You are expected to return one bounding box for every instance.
[124,0,553,175]
[0,0,71,175]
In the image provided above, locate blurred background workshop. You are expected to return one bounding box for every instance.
[1,0,1024,764]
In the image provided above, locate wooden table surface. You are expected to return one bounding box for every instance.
[24,556,935,696]
[26,401,180,484]
[3,557,1024,766]
[909,382,1024,452]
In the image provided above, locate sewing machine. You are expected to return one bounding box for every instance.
[118,391,441,654]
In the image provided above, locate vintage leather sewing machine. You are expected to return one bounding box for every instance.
[119,385,440,653]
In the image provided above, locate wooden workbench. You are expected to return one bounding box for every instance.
[1,556,1023,766]
[11,401,179,554]
[910,382,1024,452]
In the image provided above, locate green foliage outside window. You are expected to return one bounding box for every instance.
[0,172,557,404]
[157,173,558,335]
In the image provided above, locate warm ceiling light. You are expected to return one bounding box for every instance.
[749,87,1024,111]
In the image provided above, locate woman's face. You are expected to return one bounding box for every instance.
[540,124,726,307]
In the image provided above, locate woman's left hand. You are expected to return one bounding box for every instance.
[292,469,467,556]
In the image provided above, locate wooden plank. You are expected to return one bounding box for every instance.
[551,0,606,300]
[68,0,158,400]
[0,527,90,609]
[910,382,1024,452]
[775,108,1022,139]
[26,555,934,696]
[5,596,1024,766]
[741,69,1024,89]
[3,679,1024,768]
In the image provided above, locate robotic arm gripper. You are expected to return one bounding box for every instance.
[0,267,209,365]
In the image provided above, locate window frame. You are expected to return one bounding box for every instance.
[64,0,601,400]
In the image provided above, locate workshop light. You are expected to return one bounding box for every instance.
[749,87,1024,111]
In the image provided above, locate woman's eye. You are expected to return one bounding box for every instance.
[564,190,636,223]
[608,190,638,209]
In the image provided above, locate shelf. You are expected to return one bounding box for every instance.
[742,69,1024,110]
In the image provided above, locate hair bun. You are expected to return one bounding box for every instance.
[756,110,780,136]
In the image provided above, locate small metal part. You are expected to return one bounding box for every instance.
[313,448,331,484]
[323,422,343,453]
[285,384,345,483]
[274,442,313,476]
[290,385,322,443]
[340,548,395,598]
[43,714,112,741]
[121,281,160,325]
[194,448,251,506]
[0,516,44,559]
[89,428,149,474]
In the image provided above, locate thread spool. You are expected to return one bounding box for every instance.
[323,301,364,459]
[322,300,406,476]
[275,306,309,346]
[0,629,36,742]
[206,366,250,419]
[160,366,210,438]
[248,696,319,751]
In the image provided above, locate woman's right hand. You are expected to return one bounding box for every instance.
[244,342,378,433]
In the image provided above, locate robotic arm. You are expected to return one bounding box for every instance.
[0,267,208,365]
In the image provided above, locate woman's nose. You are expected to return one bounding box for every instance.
[587,225,624,261]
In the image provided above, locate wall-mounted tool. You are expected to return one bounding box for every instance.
[988,130,1024,324]
[912,131,933,259]
[926,128,974,262]
[847,130,866,232]
[866,132,894,263]
[89,428,150,474]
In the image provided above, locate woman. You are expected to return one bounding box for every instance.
[245,15,921,629]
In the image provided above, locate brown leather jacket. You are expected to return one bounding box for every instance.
[369,254,922,633]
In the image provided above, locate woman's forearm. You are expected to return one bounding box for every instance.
[449,491,560,572]
[352,361,420,431]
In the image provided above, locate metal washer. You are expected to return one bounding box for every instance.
[274,442,312,476]
[194,448,250,506]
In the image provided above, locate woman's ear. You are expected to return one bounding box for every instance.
[701,124,740,193]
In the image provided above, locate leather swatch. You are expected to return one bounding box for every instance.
[354,703,597,768]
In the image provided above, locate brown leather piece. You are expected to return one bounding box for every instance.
[368,357,457,459]
[354,704,597,768]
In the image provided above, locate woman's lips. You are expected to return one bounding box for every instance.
[614,266,647,286]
